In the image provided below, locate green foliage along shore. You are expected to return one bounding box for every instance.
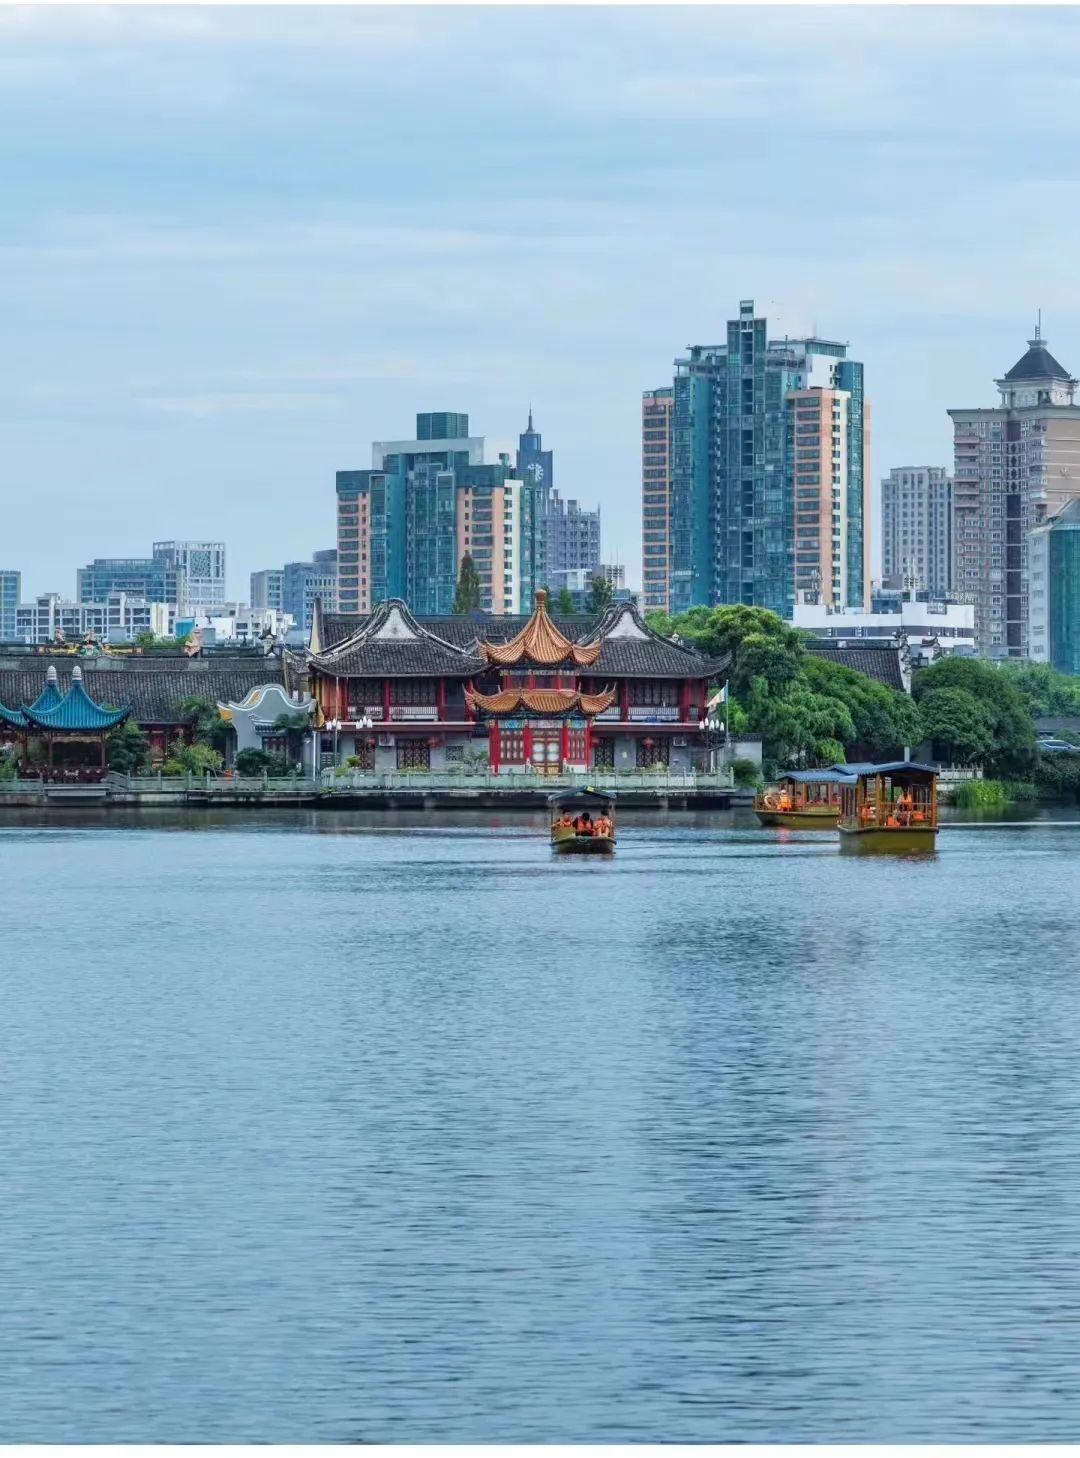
[646,603,1080,800]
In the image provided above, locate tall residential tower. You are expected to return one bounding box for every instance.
[648,301,870,618]
[881,467,954,596]
[949,325,1080,657]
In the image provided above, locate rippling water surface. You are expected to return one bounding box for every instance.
[2,807,1080,1441]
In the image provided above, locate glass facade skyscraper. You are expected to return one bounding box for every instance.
[653,300,870,617]
[337,412,539,617]
[0,570,20,640]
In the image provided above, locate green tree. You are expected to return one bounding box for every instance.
[914,658,1035,772]
[802,655,922,757]
[588,574,614,614]
[179,696,231,752]
[272,711,310,764]
[234,747,290,777]
[160,741,223,777]
[644,609,675,638]
[997,661,1080,718]
[554,587,575,616]
[452,554,482,614]
[917,686,995,766]
[105,719,151,775]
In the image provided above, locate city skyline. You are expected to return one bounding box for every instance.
[3,7,1077,596]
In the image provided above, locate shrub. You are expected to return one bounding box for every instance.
[953,778,1006,809]
[729,757,760,788]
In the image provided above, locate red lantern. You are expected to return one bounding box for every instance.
[428,736,441,749]
[365,736,376,748]
[642,737,655,749]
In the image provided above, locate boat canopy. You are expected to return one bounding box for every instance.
[834,760,939,778]
[780,768,857,785]
[548,786,617,809]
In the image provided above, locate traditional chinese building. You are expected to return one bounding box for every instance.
[305,590,728,773]
[0,665,131,779]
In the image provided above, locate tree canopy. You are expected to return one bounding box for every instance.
[452,554,482,614]
[588,574,614,614]
[913,657,1036,773]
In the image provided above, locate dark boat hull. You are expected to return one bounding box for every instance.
[552,834,616,855]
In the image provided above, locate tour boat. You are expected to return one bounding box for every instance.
[549,787,616,855]
[754,768,855,828]
[838,761,939,852]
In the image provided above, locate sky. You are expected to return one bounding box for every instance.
[2,4,1080,600]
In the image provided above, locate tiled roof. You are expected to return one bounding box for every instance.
[315,600,727,680]
[0,661,289,725]
[1002,340,1075,383]
[310,600,484,679]
[807,642,907,692]
[22,672,131,731]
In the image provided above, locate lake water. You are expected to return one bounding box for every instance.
[2,807,1080,1442]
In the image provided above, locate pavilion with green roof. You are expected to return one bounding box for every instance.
[0,665,132,780]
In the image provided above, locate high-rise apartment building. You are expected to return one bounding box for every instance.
[545,490,600,583]
[1029,498,1080,673]
[641,387,673,611]
[949,327,1080,658]
[0,570,20,639]
[654,300,870,617]
[515,411,600,589]
[250,568,285,613]
[881,467,954,597]
[282,550,337,636]
[337,413,539,617]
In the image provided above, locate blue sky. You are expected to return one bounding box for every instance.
[2,4,1078,599]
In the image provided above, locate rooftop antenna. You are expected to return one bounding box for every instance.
[1035,308,1042,342]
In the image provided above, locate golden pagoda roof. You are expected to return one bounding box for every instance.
[480,589,602,667]
[465,685,616,717]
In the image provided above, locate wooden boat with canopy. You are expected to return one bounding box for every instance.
[754,768,855,828]
[549,787,616,855]
[838,761,939,852]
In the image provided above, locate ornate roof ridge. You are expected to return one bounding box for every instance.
[481,589,602,667]
[312,597,480,666]
[465,684,617,717]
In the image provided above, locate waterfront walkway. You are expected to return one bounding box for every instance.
[0,768,744,810]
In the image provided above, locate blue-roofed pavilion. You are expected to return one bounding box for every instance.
[0,665,132,780]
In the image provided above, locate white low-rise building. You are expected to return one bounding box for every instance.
[12,593,174,645]
[793,595,975,665]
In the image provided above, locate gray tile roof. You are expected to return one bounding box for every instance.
[0,658,291,725]
[315,600,727,680]
[807,642,906,692]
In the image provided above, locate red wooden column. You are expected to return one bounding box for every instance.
[490,722,501,774]
[585,717,592,767]
[437,676,446,722]
[560,719,570,766]
[620,679,629,722]
[382,677,391,723]
[523,721,533,769]
[680,678,690,723]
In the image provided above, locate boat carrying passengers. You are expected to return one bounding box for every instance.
[554,809,612,837]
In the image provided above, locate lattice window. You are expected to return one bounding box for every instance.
[396,740,430,771]
[500,729,526,764]
[592,737,614,770]
[391,679,436,706]
[636,738,670,768]
[567,728,587,763]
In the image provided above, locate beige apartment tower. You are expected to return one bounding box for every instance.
[881,467,953,596]
[641,387,674,612]
[949,326,1080,658]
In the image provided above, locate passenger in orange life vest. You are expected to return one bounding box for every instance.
[574,812,595,836]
